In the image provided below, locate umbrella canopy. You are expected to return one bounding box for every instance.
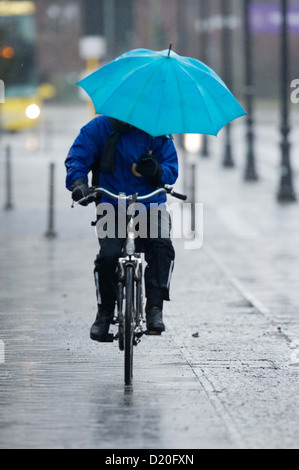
[77,48,246,137]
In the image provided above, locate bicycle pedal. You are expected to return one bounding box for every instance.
[145,330,162,336]
[98,333,115,343]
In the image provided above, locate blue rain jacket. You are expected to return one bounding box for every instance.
[65,115,179,206]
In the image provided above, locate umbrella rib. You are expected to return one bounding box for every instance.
[170,61,187,133]
[126,63,164,124]
[175,63,219,135]
[152,59,172,136]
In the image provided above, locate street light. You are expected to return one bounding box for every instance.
[79,36,107,117]
[184,134,202,155]
[277,0,296,202]
[277,0,296,201]
[243,0,258,181]
[221,0,234,168]
[199,0,210,158]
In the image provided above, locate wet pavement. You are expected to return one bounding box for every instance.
[0,104,299,449]
[0,234,239,449]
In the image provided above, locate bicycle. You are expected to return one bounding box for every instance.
[77,184,187,386]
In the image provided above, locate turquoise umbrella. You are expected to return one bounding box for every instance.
[77,47,246,137]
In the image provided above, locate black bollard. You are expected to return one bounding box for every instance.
[243,0,258,181]
[45,162,57,238]
[190,162,196,233]
[277,0,296,202]
[4,145,13,210]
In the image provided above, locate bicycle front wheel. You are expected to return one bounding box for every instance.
[124,265,134,385]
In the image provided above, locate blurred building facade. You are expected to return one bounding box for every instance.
[30,0,299,101]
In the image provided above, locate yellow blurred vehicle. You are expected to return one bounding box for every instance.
[0,1,56,131]
[1,84,55,132]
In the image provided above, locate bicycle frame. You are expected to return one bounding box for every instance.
[116,195,145,348]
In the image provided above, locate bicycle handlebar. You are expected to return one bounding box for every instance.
[76,184,187,206]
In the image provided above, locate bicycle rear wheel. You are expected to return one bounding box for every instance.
[124,265,134,385]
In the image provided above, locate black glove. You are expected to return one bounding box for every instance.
[136,154,163,186]
[71,178,89,205]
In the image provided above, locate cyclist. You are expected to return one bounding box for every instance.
[65,115,178,341]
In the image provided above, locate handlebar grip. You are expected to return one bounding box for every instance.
[77,194,95,205]
[170,190,188,201]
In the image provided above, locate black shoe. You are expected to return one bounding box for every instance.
[146,306,165,333]
[90,307,113,342]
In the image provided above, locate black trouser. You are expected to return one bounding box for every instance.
[94,206,175,313]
